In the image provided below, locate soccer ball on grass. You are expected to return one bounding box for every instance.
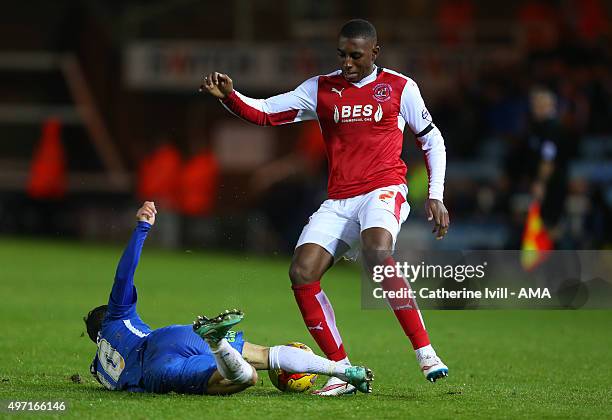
[268,342,318,392]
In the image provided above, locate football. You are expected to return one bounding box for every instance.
[268,342,318,392]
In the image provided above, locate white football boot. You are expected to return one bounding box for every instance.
[418,353,449,383]
[312,376,357,396]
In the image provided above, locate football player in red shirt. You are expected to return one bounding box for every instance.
[201,19,449,395]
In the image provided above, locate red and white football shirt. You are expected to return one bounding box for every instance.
[221,66,446,200]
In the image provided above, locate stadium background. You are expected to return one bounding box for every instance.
[1,0,611,251]
[1,1,611,418]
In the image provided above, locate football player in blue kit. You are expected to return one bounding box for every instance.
[84,201,373,395]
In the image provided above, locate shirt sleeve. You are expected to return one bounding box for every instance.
[106,221,151,319]
[220,76,319,126]
[399,78,447,201]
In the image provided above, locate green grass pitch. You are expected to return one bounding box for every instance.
[1,236,611,419]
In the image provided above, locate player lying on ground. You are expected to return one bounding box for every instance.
[201,19,448,395]
[84,201,373,395]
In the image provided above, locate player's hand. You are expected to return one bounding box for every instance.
[199,72,233,99]
[136,201,157,225]
[425,198,449,240]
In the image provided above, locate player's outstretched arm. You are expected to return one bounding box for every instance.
[108,202,157,308]
[199,72,318,126]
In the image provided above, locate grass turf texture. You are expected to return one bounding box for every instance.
[1,237,611,419]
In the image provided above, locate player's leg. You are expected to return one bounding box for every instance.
[361,227,432,350]
[290,245,360,395]
[193,310,257,388]
[192,311,371,394]
[289,244,346,360]
[290,201,362,395]
[290,200,361,363]
[242,342,372,393]
[359,185,448,382]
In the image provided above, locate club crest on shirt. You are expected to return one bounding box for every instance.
[372,83,392,102]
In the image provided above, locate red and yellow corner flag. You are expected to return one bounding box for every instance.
[521,201,553,271]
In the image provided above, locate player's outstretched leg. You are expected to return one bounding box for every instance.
[193,310,255,386]
[268,344,373,395]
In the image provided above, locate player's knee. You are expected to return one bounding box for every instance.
[362,234,391,252]
[289,262,320,285]
[361,238,392,267]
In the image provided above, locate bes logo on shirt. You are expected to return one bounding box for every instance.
[333,104,383,123]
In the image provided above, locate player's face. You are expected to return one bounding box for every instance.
[337,36,379,83]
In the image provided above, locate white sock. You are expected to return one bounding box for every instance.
[210,339,254,384]
[269,345,349,382]
[415,344,437,361]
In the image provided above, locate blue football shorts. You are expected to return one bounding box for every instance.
[142,325,245,394]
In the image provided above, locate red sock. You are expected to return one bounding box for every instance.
[382,256,430,350]
[292,281,347,361]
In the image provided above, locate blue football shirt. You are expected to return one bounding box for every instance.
[90,222,152,391]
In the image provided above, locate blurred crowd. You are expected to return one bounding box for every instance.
[429,0,612,249]
[1,0,611,251]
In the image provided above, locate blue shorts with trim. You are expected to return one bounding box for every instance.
[142,325,244,394]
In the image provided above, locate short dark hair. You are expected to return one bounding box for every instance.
[84,305,107,343]
[339,19,377,42]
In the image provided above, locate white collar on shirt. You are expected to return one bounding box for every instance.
[350,65,379,87]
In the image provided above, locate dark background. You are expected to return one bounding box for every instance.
[0,0,610,252]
